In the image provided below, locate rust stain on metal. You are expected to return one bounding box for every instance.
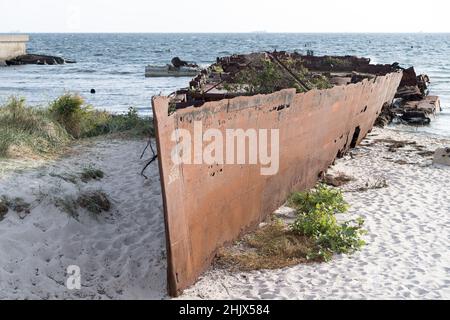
[152,56,403,297]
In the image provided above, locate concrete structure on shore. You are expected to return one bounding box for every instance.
[0,35,29,61]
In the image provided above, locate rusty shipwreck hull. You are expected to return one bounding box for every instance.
[152,70,403,297]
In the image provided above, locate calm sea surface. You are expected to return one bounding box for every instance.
[1,33,449,136]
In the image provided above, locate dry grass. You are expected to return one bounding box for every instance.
[352,178,388,192]
[373,138,418,153]
[0,195,31,219]
[77,190,111,214]
[0,195,31,213]
[417,150,435,157]
[55,190,111,219]
[49,172,78,184]
[0,201,8,221]
[0,97,70,158]
[216,221,320,271]
[80,166,104,183]
[323,172,354,187]
[55,196,79,219]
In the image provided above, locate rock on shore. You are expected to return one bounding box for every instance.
[5,54,76,66]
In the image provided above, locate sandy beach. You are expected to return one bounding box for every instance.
[0,137,166,299]
[0,127,449,299]
[181,128,450,300]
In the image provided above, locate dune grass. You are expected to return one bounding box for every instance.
[0,97,70,157]
[77,190,111,215]
[80,166,105,183]
[49,94,153,139]
[0,94,153,158]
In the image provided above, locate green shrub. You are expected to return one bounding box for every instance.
[49,94,153,139]
[1,95,153,159]
[289,184,366,261]
[80,107,153,138]
[49,94,86,138]
[216,185,366,271]
[0,97,70,157]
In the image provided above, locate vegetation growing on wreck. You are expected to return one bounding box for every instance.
[0,95,153,158]
[170,51,396,112]
[216,185,366,271]
[221,56,332,95]
[323,56,353,69]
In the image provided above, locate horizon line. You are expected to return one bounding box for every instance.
[2,31,450,34]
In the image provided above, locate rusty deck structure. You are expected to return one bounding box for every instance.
[152,53,403,296]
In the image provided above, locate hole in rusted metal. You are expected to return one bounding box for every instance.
[350,126,361,148]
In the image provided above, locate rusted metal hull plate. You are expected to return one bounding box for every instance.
[152,71,403,296]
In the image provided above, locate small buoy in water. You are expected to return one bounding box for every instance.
[90,89,96,94]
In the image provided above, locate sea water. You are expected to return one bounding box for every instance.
[1,33,449,137]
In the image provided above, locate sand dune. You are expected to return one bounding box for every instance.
[0,137,166,299]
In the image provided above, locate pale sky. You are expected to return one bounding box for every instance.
[1,0,449,33]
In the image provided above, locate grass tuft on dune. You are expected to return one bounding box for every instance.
[0,97,70,157]
[0,94,153,158]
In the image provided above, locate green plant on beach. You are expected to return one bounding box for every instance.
[289,184,366,261]
[48,94,86,138]
[105,106,154,137]
[217,184,366,271]
[48,94,151,138]
[0,97,70,157]
[0,95,153,159]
